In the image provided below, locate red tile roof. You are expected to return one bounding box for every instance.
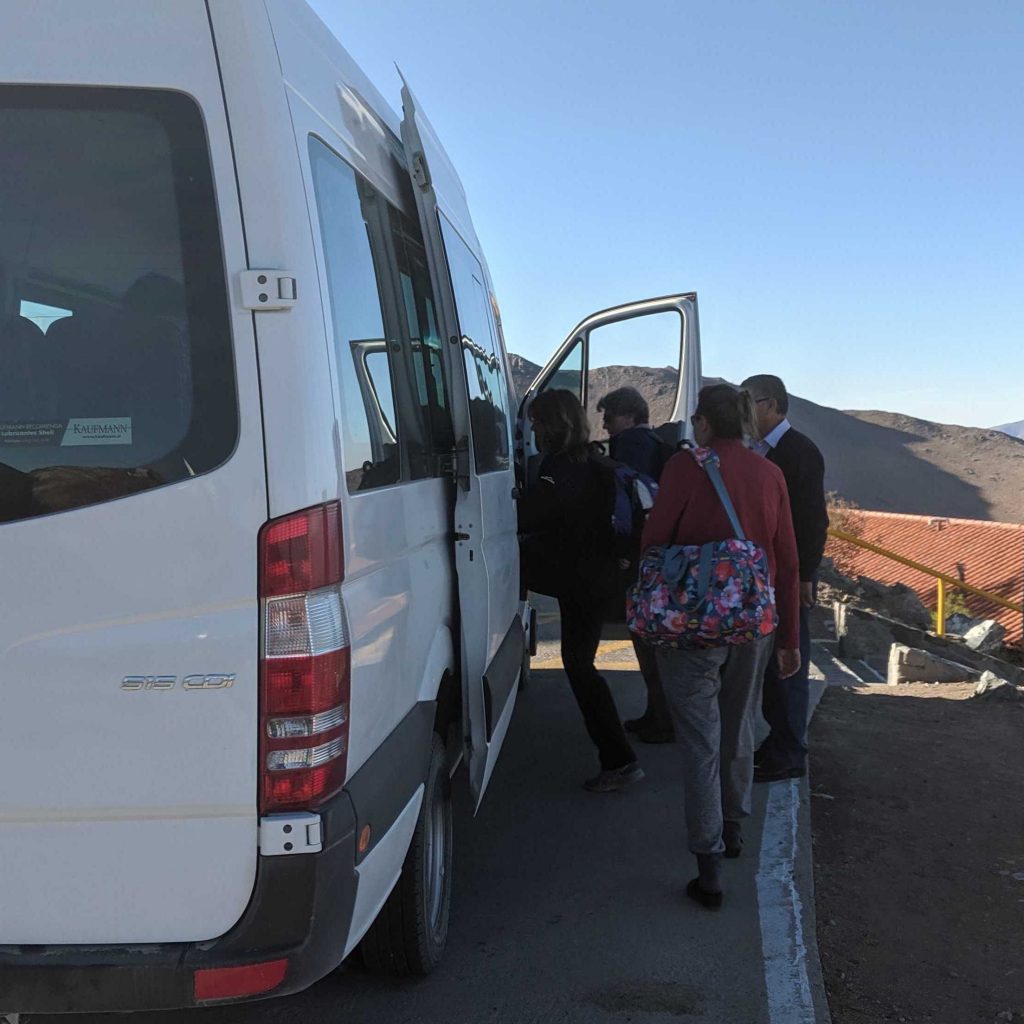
[827,511,1024,644]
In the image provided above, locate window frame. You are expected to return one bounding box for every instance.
[306,134,456,493]
[438,212,512,475]
[0,84,239,523]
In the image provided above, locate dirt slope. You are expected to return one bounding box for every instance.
[810,683,1024,1024]
[509,354,1024,523]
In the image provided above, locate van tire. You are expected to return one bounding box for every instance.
[359,732,452,976]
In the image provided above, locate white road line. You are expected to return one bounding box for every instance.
[757,779,816,1024]
[857,659,886,683]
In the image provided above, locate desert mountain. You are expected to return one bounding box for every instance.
[509,354,1024,524]
[995,420,1024,440]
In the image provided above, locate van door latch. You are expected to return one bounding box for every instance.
[259,812,323,856]
[437,438,471,490]
[239,270,298,311]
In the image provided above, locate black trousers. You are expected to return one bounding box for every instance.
[761,600,813,770]
[631,635,673,728]
[558,590,636,771]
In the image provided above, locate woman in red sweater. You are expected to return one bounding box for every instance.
[640,384,800,908]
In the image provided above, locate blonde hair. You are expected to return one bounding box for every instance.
[695,384,760,442]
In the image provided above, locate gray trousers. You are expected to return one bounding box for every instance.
[656,633,775,855]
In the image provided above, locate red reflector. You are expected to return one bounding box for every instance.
[262,649,349,716]
[259,502,342,597]
[262,758,347,813]
[194,958,288,1002]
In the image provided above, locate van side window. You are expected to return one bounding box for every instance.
[308,139,402,492]
[388,206,455,467]
[439,217,511,474]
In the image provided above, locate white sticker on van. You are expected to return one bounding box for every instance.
[0,421,64,446]
[61,418,133,446]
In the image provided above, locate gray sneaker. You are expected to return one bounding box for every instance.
[584,762,645,793]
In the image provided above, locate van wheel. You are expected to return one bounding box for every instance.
[360,733,452,976]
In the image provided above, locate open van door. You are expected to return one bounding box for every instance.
[400,83,522,809]
[519,294,702,465]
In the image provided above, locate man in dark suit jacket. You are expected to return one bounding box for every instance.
[742,374,829,781]
[597,386,674,743]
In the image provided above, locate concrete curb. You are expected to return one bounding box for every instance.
[798,772,834,1024]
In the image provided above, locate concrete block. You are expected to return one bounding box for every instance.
[887,644,976,685]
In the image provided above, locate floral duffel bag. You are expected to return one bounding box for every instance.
[625,448,778,649]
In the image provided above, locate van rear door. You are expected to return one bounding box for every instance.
[400,83,522,806]
[520,294,703,449]
[0,1,265,944]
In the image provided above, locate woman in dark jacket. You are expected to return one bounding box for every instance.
[519,389,642,792]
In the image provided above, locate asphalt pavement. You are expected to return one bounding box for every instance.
[32,609,831,1024]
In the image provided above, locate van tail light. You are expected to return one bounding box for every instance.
[258,502,349,814]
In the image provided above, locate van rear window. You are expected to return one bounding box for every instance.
[0,86,237,523]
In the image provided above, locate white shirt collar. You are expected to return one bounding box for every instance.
[762,418,792,450]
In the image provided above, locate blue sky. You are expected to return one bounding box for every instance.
[310,1,1023,428]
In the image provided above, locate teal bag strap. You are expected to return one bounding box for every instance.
[689,449,747,541]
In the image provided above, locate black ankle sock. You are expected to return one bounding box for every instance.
[696,852,723,892]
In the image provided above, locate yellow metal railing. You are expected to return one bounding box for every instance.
[827,527,1023,638]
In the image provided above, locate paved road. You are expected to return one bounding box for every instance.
[35,650,829,1024]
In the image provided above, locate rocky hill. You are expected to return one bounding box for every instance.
[995,419,1024,440]
[510,354,1024,524]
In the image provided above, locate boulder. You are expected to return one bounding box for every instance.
[848,576,932,630]
[884,584,934,631]
[945,613,979,637]
[973,671,1023,700]
[963,619,1007,654]
[887,644,975,685]
[818,557,857,592]
[835,603,895,661]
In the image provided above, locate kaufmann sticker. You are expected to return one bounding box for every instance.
[61,418,133,446]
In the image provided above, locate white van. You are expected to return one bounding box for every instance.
[0,0,701,1013]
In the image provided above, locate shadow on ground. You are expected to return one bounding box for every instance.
[41,669,775,1024]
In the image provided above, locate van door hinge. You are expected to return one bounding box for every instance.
[239,270,298,311]
[411,151,431,190]
[259,812,323,856]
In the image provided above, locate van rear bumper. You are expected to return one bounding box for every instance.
[0,790,358,1014]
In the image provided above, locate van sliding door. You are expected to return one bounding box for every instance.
[400,82,522,808]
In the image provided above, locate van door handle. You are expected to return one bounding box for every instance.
[453,531,470,541]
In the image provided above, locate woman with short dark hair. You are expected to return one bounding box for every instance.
[640,383,800,907]
[519,389,642,792]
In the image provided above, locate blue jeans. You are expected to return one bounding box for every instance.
[760,599,813,770]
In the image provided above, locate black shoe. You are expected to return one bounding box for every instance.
[623,715,650,735]
[634,721,675,744]
[584,762,645,792]
[753,762,807,783]
[686,877,723,910]
[723,821,743,859]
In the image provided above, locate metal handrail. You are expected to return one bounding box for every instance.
[827,527,1023,637]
